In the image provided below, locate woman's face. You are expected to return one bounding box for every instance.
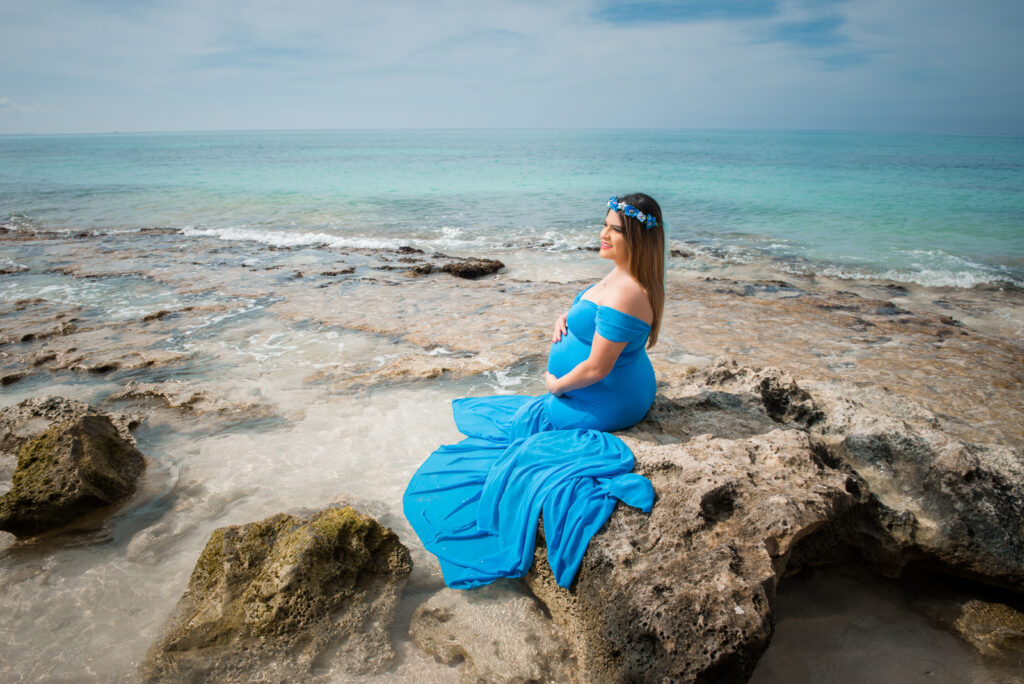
[600,210,627,265]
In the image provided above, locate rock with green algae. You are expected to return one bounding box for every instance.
[140,506,412,682]
[0,412,145,537]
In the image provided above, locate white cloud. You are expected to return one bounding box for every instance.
[0,0,1020,133]
[0,95,51,115]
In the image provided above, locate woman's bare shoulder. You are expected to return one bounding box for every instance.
[604,278,653,323]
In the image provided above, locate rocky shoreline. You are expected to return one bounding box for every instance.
[1,227,1023,681]
[2,358,1022,681]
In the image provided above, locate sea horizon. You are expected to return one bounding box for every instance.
[5,126,1024,138]
[4,128,1023,292]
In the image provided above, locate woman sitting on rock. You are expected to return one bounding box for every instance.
[404,193,665,588]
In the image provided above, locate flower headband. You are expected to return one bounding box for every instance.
[608,196,657,229]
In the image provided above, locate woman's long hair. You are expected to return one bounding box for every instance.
[611,192,665,348]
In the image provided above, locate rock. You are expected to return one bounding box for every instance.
[440,258,504,279]
[107,380,274,421]
[519,359,1024,682]
[700,357,823,426]
[0,396,139,456]
[810,383,1024,592]
[396,255,503,279]
[910,578,1024,661]
[0,320,78,346]
[30,351,57,367]
[0,413,145,537]
[141,309,172,322]
[693,361,1024,589]
[525,428,856,683]
[952,600,1024,657]
[405,263,436,276]
[410,583,576,683]
[140,506,412,682]
[108,380,206,411]
[1,371,27,386]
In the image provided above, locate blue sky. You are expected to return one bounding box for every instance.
[1,0,1021,134]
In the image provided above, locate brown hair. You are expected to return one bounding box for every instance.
[610,193,665,348]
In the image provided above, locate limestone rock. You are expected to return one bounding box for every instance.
[521,359,1024,682]
[440,258,504,279]
[0,395,139,456]
[700,357,823,426]
[0,412,145,537]
[526,429,855,683]
[402,258,505,279]
[141,506,412,682]
[683,360,1024,591]
[410,583,576,683]
[809,381,1024,591]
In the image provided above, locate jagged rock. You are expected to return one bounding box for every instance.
[0,396,138,456]
[410,583,576,683]
[807,382,1024,592]
[140,506,412,682]
[394,256,503,279]
[0,413,145,537]
[107,380,274,420]
[526,429,855,682]
[520,359,1024,682]
[701,357,823,426]
[440,258,504,279]
[107,380,206,411]
[688,360,1024,590]
[340,350,522,387]
[141,309,172,322]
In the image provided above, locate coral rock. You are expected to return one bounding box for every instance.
[141,506,412,682]
[0,412,145,537]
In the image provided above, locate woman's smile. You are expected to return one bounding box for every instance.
[600,210,625,263]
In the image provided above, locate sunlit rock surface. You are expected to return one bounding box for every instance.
[140,506,412,682]
[521,360,1024,682]
[0,398,144,537]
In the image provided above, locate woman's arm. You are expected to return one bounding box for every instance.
[545,333,627,395]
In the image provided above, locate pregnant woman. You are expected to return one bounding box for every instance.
[404,193,665,589]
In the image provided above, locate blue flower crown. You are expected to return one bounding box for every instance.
[607,196,657,230]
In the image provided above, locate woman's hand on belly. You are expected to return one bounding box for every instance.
[551,312,568,343]
[545,371,563,396]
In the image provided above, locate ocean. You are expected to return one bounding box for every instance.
[1,129,1022,682]
[3,129,1023,288]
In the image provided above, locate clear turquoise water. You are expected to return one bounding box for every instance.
[2,129,1022,287]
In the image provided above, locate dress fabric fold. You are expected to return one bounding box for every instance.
[403,286,657,589]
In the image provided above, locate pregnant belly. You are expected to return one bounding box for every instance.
[546,335,588,378]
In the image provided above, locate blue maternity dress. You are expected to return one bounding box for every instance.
[403,285,657,589]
